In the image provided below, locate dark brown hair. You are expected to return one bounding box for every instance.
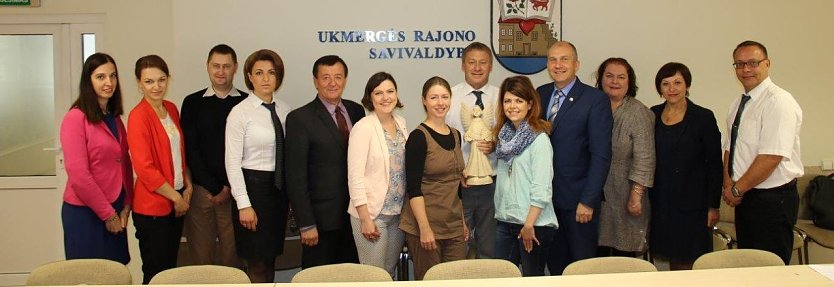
[420,76,452,112]
[313,55,348,78]
[733,40,768,59]
[493,76,551,136]
[207,44,237,63]
[243,49,285,91]
[595,57,638,98]
[362,71,403,111]
[654,62,692,97]
[72,52,123,122]
[134,54,169,80]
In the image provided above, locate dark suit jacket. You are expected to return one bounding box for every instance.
[650,99,722,210]
[286,96,365,231]
[537,78,612,210]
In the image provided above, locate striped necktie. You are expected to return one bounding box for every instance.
[548,89,565,122]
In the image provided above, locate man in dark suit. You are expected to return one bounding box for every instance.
[286,55,364,268]
[536,41,612,275]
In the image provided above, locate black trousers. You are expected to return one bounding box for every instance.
[301,224,359,269]
[735,180,799,264]
[133,211,184,284]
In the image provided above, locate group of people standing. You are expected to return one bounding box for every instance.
[59,39,802,283]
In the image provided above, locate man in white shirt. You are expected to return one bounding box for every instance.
[447,42,498,259]
[722,40,803,264]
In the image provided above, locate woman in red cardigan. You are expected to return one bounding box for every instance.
[127,55,191,284]
[60,52,133,264]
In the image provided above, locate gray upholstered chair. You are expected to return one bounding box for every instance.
[148,265,249,284]
[291,263,392,283]
[26,259,131,286]
[562,257,657,275]
[423,259,521,280]
[693,249,785,269]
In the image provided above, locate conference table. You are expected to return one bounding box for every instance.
[275,265,834,287]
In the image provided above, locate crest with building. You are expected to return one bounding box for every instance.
[492,0,561,74]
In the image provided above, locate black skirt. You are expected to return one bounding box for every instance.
[232,169,288,260]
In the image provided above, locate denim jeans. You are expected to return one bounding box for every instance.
[494,221,554,276]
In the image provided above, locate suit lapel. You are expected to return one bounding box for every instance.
[312,99,347,151]
[540,85,554,120]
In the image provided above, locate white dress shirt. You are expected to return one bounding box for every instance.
[723,77,803,188]
[225,93,291,209]
[202,85,243,98]
[448,81,500,173]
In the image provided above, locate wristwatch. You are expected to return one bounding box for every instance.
[731,184,742,197]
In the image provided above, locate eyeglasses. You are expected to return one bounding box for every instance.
[733,59,767,69]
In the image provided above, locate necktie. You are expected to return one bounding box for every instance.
[548,89,565,122]
[728,94,752,178]
[334,106,350,145]
[262,102,285,189]
[472,90,484,110]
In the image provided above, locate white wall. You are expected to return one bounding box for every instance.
[168,0,834,166]
[1,0,833,285]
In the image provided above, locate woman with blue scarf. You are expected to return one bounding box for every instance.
[493,76,557,276]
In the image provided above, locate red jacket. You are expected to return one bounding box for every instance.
[127,98,186,216]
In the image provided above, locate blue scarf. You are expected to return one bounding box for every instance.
[495,120,538,164]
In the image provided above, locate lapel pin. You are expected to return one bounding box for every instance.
[569,97,574,102]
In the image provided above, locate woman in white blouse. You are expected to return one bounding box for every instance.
[347,72,408,277]
[225,49,291,283]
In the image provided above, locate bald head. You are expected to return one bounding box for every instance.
[550,41,578,60]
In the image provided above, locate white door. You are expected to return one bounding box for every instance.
[0,19,102,286]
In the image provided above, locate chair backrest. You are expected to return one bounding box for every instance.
[148,265,250,285]
[563,257,657,275]
[291,263,392,283]
[798,166,824,220]
[26,259,131,286]
[423,259,521,280]
[693,249,785,270]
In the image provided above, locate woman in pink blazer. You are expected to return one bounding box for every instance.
[347,72,408,277]
[60,53,133,264]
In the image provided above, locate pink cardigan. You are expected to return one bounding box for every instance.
[60,108,134,220]
[346,111,408,219]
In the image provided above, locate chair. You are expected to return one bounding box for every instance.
[423,259,521,280]
[291,263,392,283]
[562,257,657,275]
[713,226,733,251]
[148,265,250,284]
[693,249,785,269]
[26,259,131,286]
[794,166,834,263]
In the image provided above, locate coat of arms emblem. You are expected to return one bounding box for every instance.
[491,0,562,74]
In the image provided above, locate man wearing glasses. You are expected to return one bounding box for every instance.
[721,40,803,265]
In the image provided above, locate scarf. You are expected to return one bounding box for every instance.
[495,120,538,164]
